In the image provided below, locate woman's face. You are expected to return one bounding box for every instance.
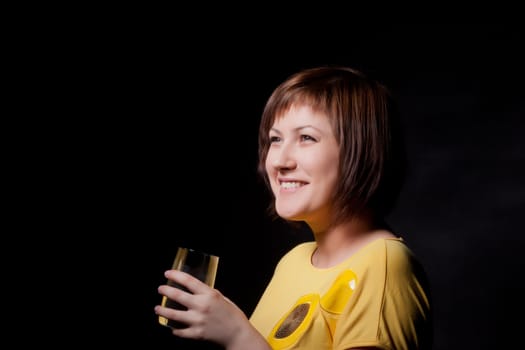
[265,105,340,231]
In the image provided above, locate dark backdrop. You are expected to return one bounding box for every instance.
[72,24,524,349]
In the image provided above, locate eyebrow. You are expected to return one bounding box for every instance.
[269,125,322,134]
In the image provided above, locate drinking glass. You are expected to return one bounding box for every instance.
[158,247,219,328]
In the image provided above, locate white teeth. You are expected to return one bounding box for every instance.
[281,182,302,189]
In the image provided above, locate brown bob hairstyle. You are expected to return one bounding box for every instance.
[257,66,406,224]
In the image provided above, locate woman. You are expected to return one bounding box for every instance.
[155,66,433,349]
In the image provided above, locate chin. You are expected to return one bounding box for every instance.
[275,208,305,221]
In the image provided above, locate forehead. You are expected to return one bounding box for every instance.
[271,105,331,130]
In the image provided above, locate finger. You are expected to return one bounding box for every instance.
[171,323,205,340]
[157,284,194,309]
[154,305,190,328]
[164,270,210,294]
[223,295,235,305]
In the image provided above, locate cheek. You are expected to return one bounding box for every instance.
[304,152,337,173]
[265,151,276,176]
[313,154,339,185]
[265,154,280,192]
[264,155,272,175]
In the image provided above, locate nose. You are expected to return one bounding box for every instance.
[272,144,297,171]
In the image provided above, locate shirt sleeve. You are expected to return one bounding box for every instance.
[334,240,433,350]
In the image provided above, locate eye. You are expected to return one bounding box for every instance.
[300,134,317,142]
[269,135,281,143]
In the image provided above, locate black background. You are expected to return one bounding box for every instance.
[45,24,524,349]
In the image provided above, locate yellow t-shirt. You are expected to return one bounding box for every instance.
[249,238,432,350]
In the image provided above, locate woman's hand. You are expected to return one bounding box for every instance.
[155,270,270,350]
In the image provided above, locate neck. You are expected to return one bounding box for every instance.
[309,214,394,268]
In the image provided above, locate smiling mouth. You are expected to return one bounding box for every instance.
[280,181,306,189]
